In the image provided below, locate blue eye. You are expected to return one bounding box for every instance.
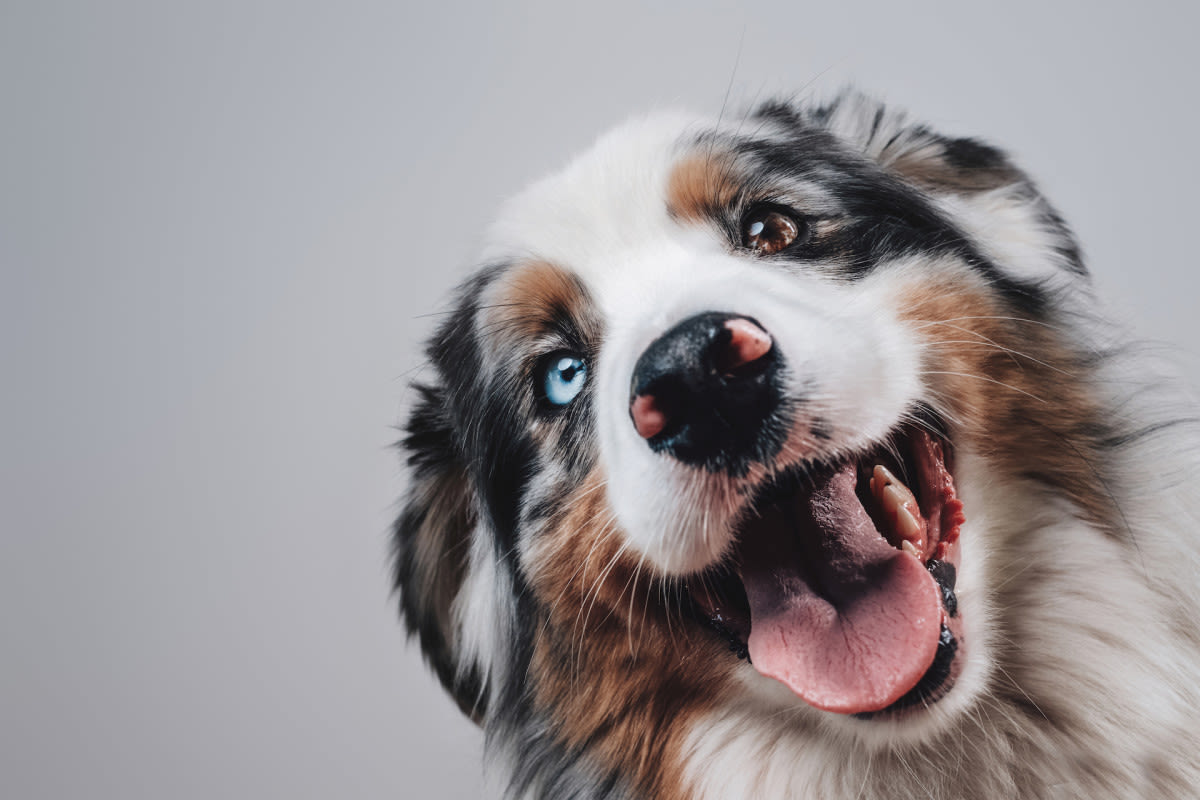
[541,354,587,407]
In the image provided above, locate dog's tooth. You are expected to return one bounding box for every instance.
[881,484,904,513]
[902,540,921,559]
[894,502,924,545]
[882,473,916,508]
[871,465,889,511]
[873,464,925,552]
[884,483,917,516]
[872,464,895,490]
[872,465,913,503]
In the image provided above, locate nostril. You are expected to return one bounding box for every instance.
[628,311,785,472]
[716,318,773,374]
[630,394,669,439]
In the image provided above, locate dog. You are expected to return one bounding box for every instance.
[393,92,1200,799]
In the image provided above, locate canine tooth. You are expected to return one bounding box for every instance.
[872,464,891,488]
[873,464,925,551]
[894,503,924,544]
[902,540,921,559]
[883,484,909,513]
[875,466,916,505]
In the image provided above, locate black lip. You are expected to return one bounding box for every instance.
[856,624,959,718]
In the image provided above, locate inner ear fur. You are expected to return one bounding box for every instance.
[881,133,1023,195]
[812,92,1024,195]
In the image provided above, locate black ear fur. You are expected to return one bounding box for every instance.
[393,382,487,721]
[827,96,1086,277]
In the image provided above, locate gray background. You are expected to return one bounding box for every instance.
[3,1,1197,798]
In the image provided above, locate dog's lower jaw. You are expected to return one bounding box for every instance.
[672,457,1188,800]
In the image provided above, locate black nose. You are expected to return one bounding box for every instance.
[629,312,785,472]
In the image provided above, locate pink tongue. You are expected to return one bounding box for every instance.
[741,464,942,714]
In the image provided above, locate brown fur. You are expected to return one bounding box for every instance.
[897,277,1123,538]
[484,260,596,348]
[886,142,1020,194]
[666,153,742,224]
[403,464,480,720]
[523,471,733,799]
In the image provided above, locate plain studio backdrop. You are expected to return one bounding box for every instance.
[3,2,1198,798]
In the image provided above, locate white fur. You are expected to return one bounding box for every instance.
[453,517,515,704]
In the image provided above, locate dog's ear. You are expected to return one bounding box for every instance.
[802,92,1085,279]
[813,92,1023,196]
[871,128,1021,197]
[393,381,485,721]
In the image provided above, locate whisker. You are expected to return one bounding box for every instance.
[919,370,1047,403]
[919,336,1073,376]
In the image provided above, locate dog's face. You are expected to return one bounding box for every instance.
[396,96,1128,796]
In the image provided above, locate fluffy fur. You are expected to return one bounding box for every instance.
[393,92,1200,799]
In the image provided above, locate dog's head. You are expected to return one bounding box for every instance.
[394,94,1129,794]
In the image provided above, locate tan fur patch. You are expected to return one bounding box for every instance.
[898,279,1121,535]
[887,143,1020,194]
[523,472,735,799]
[667,153,742,224]
[483,261,593,347]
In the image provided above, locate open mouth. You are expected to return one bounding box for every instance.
[688,421,966,717]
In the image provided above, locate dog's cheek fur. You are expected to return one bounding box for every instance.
[819,95,1118,532]
[520,470,737,799]
[896,276,1123,539]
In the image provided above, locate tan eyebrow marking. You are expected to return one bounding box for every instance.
[483,260,595,347]
[666,153,741,224]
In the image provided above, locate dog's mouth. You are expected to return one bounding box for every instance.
[688,422,965,717]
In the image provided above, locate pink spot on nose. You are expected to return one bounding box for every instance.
[720,318,773,372]
[630,394,668,439]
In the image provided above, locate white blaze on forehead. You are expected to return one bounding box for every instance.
[483,111,708,270]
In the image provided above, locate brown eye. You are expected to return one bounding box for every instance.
[741,206,803,255]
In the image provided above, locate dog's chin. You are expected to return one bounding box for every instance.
[684,419,971,725]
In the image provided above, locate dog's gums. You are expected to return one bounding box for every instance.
[689,426,964,715]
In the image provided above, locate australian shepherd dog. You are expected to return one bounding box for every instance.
[393,92,1200,798]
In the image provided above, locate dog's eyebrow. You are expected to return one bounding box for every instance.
[666,152,743,224]
[481,260,598,348]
